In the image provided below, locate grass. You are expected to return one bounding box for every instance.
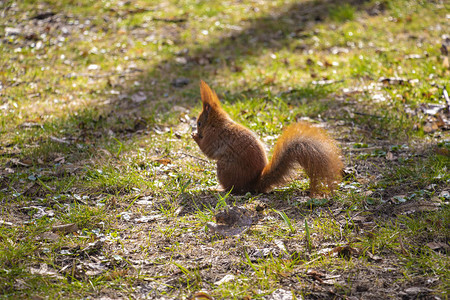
[1,0,449,298]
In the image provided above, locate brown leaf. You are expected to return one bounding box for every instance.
[191,291,213,300]
[423,121,438,133]
[332,245,359,259]
[207,206,254,237]
[214,274,236,286]
[39,231,60,242]
[52,223,79,234]
[263,76,276,85]
[306,269,325,282]
[443,56,449,69]
[366,252,383,262]
[152,157,171,165]
[29,263,64,280]
[386,151,396,161]
[426,242,450,253]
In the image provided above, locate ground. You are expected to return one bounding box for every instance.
[0,0,449,299]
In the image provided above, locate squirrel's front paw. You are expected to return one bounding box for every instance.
[192,132,202,141]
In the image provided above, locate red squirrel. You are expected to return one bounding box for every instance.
[192,80,344,195]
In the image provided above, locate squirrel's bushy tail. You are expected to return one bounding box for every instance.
[256,122,343,194]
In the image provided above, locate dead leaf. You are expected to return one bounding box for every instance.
[426,242,450,253]
[50,136,70,144]
[366,252,383,262]
[31,12,56,20]
[52,223,79,234]
[386,151,396,161]
[81,241,103,255]
[19,121,42,128]
[391,195,407,203]
[54,156,65,163]
[214,274,236,285]
[190,291,213,300]
[9,158,31,167]
[395,200,440,214]
[207,206,254,237]
[134,214,163,223]
[131,91,147,103]
[87,64,100,70]
[265,289,294,299]
[153,125,170,135]
[274,239,288,254]
[263,76,276,85]
[332,245,359,259]
[422,104,446,116]
[379,77,417,86]
[171,77,190,87]
[39,231,60,242]
[150,157,171,165]
[307,269,325,282]
[29,263,64,280]
[404,287,433,295]
[443,57,449,69]
[423,121,438,133]
[0,220,14,226]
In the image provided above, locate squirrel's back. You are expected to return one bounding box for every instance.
[215,120,268,192]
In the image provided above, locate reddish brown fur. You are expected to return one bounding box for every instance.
[192,80,343,195]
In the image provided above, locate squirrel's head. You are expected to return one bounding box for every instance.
[193,80,225,140]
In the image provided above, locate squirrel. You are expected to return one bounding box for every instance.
[192,80,344,195]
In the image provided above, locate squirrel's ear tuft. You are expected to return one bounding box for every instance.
[200,80,221,110]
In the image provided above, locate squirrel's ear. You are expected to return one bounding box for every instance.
[200,80,221,111]
[204,102,211,113]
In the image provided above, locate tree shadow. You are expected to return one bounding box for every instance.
[62,0,371,135]
[7,0,374,196]
[130,0,371,106]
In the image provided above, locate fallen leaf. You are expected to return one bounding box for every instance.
[31,12,56,20]
[274,239,288,254]
[191,291,213,300]
[0,220,14,226]
[150,157,171,165]
[332,244,359,259]
[307,269,325,282]
[404,287,433,295]
[391,195,407,203]
[134,214,163,223]
[81,241,103,254]
[214,274,236,285]
[87,64,100,70]
[39,231,60,242]
[443,57,449,69]
[9,158,31,167]
[366,252,383,262]
[265,289,294,300]
[426,242,450,253]
[171,77,190,87]
[19,121,42,128]
[131,91,147,103]
[50,136,70,144]
[207,206,254,237]
[386,151,396,161]
[379,77,418,86]
[52,223,79,234]
[29,263,64,279]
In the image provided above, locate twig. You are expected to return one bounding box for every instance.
[179,152,209,163]
[151,17,187,23]
[443,86,450,112]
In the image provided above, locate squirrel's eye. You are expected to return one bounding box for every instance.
[197,121,201,127]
